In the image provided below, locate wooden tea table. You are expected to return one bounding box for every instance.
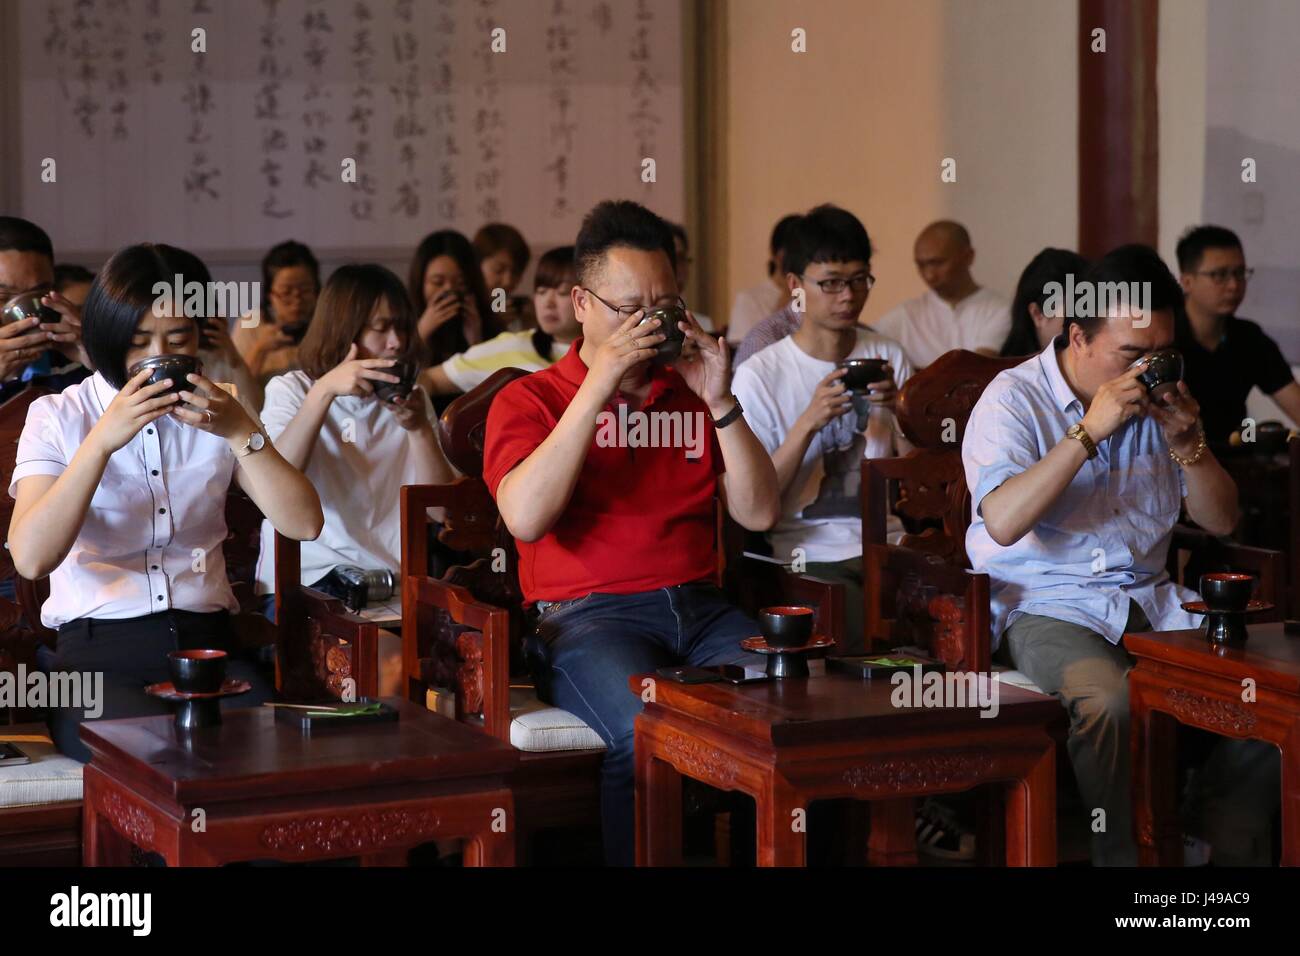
[630,670,1061,866]
[80,698,517,866]
[1128,622,1300,865]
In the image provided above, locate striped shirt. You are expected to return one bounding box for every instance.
[734,304,801,366]
[440,330,573,393]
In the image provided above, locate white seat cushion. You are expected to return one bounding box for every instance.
[993,667,1048,696]
[424,686,606,753]
[0,723,83,808]
[508,688,606,753]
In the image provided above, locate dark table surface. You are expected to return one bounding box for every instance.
[630,670,1062,747]
[79,697,518,803]
[1125,621,1300,694]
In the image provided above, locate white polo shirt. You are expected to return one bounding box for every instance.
[253,371,438,593]
[8,372,240,629]
[871,287,1011,369]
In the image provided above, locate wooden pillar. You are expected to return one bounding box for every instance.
[684,0,729,322]
[1078,0,1160,258]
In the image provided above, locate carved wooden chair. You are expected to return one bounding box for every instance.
[400,369,606,862]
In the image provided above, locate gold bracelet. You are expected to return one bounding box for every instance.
[1168,424,1208,467]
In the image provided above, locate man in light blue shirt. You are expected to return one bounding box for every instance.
[964,245,1277,866]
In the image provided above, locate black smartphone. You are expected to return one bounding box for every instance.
[0,741,31,767]
[656,665,722,685]
[713,665,769,685]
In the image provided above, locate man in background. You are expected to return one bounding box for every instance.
[872,220,1009,369]
[1174,224,1300,446]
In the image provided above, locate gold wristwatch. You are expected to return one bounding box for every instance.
[1066,422,1098,459]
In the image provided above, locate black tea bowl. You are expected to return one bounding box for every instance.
[2,289,60,325]
[1135,349,1183,404]
[639,305,689,365]
[757,605,815,649]
[168,648,228,695]
[839,357,888,393]
[1199,572,1253,613]
[127,353,201,398]
[373,359,418,403]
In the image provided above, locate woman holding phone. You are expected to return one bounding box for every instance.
[7,243,323,761]
[254,264,455,618]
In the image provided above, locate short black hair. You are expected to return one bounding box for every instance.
[1176,225,1243,274]
[782,205,873,277]
[83,244,210,389]
[261,240,320,313]
[574,200,676,287]
[770,214,801,256]
[1069,244,1183,341]
[53,263,95,292]
[0,216,54,261]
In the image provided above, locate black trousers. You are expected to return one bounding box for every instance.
[49,609,274,763]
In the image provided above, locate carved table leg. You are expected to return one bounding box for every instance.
[462,790,515,867]
[1005,742,1056,866]
[867,798,917,866]
[756,778,805,867]
[1282,733,1300,867]
[637,734,684,866]
[82,768,134,867]
[1131,684,1180,866]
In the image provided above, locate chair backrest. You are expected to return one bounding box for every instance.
[862,450,972,567]
[864,543,992,672]
[273,531,381,701]
[895,349,1022,449]
[402,369,528,732]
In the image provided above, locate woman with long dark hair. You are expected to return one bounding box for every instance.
[408,230,496,368]
[1001,247,1090,356]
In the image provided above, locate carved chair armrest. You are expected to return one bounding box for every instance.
[864,543,991,672]
[278,585,381,701]
[732,552,846,652]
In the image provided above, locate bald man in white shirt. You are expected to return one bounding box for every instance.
[872,221,1010,369]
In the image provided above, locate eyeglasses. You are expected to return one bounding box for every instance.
[582,287,686,319]
[1195,267,1254,285]
[799,273,875,295]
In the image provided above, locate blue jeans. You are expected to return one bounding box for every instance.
[527,583,762,866]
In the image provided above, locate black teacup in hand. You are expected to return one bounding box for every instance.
[2,289,60,325]
[839,357,888,393]
[168,649,228,695]
[1135,349,1183,405]
[373,359,418,403]
[127,354,202,398]
[639,305,689,365]
[757,605,815,649]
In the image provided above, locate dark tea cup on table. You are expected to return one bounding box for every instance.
[373,359,418,403]
[757,605,815,649]
[1135,349,1183,405]
[839,357,888,393]
[168,649,228,695]
[1198,572,1254,646]
[638,305,689,365]
[127,353,202,398]
[2,289,60,325]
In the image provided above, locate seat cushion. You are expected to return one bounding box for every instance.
[993,667,1048,696]
[0,724,83,808]
[508,688,606,753]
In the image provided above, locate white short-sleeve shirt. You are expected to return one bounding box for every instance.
[871,287,1011,369]
[253,371,438,593]
[8,372,240,629]
[732,329,912,563]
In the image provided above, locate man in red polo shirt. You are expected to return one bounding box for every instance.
[484,200,780,865]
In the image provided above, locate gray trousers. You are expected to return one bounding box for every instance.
[1004,602,1279,866]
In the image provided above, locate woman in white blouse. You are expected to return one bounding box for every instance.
[8,243,323,761]
[254,264,454,608]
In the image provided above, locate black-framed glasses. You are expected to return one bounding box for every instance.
[582,287,686,319]
[799,273,875,294]
[1196,267,1254,285]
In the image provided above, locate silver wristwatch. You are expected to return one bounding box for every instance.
[238,430,267,459]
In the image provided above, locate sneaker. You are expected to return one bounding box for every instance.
[915,798,976,862]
